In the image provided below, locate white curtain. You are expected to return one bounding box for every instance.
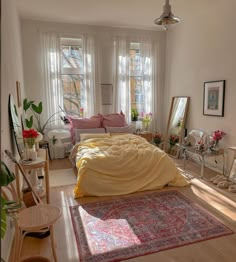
[41,32,63,129]
[140,41,158,132]
[113,38,130,120]
[113,37,158,131]
[82,35,97,117]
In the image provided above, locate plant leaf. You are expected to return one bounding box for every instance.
[32,102,42,114]
[0,161,15,186]
[1,196,7,239]
[23,98,34,112]
[25,116,33,128]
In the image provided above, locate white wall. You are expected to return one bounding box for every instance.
[165,0,236,171]
[1,0,25,260]
[21,20,166,130]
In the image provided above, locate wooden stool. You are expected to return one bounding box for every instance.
[14,204,61,262]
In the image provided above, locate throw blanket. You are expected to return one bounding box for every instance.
[70,134,188,198]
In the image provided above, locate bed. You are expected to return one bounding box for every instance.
[70,133,189,198]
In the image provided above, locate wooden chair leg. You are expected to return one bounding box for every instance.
[50,226,58,262]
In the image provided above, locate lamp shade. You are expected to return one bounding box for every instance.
[154,0,180,30]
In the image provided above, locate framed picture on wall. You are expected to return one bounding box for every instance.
[203,80,225,117]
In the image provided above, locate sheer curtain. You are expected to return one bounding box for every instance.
[41,32,63,128]
[82,35,97,117]
[41,33,97,125]
[113,37,158,131]
[140,41,158,131]
[113,38,130,120]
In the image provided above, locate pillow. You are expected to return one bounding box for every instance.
[105,124,135,134]
[74,128,106,142]
[80,133,111,142]
[69,116,101,129]
[102,112,127,127]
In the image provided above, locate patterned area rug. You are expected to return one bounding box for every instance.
[70,190,233,262]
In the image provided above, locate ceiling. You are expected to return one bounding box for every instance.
[16,0,185,30]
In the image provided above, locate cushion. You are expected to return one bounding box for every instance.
[74,128,106,142]
[69,116,101,129]
[102,112,127,127]
[80,133,111,142]
[105,124,135,134]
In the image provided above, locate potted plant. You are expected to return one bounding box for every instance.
[1,161,21,262]
[131,108,139,121]
[23,99,63,136]
[153,133,163,147]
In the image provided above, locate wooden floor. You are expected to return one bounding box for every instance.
[13,157,236,262]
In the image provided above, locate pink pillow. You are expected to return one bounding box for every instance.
[69,117,101,129]
[102,112,127,127]
[68,115,102,143]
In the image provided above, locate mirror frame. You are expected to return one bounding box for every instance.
[8,94,24,158]
[164,96,190,157]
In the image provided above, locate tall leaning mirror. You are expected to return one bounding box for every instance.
[164,96,190,157]
[8,94,24,158]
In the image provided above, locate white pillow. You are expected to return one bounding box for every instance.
[80,133,111,141]
[105,124,135,134]
[74,128,106,142]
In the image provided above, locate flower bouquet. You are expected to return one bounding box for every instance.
[23,129,39,160]
[141,112,152,131]
[168,135,179,154]
[153,133,162,146]
[212,130,226,151]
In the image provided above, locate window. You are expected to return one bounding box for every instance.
[60,38,85,115]
[130,42,145,114]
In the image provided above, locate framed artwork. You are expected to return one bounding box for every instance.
[16,81,21,107]
[203,80,225,116]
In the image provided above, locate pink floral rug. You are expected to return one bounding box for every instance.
[70,190,233,262]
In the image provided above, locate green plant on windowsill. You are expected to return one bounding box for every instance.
[23,99,63,136]
[1,161,22,262]
[131,108,139,121]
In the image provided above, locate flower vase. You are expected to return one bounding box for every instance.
[24,143,37,161]
[214,140,219,152]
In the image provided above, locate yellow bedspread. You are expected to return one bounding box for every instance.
[72,134,188,198]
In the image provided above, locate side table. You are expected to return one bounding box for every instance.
[136,132,153,142]
[178,144,224,178]
[15,148,50,203]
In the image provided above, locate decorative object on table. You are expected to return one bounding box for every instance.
[153,132,163,147]
[23,129,39,160]
[140,112,152,132]
[195,140,206,153]
[131,108,139,121]
[23,98,63,136]
[79,107,84,118]
[69,190,233,262]
[168,134,179,154]
[228,147,236,183]
[211,130,226,152]
[203,80,225,117]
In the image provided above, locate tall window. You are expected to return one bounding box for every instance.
[60,38,84,115]
[130,42,145,114]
